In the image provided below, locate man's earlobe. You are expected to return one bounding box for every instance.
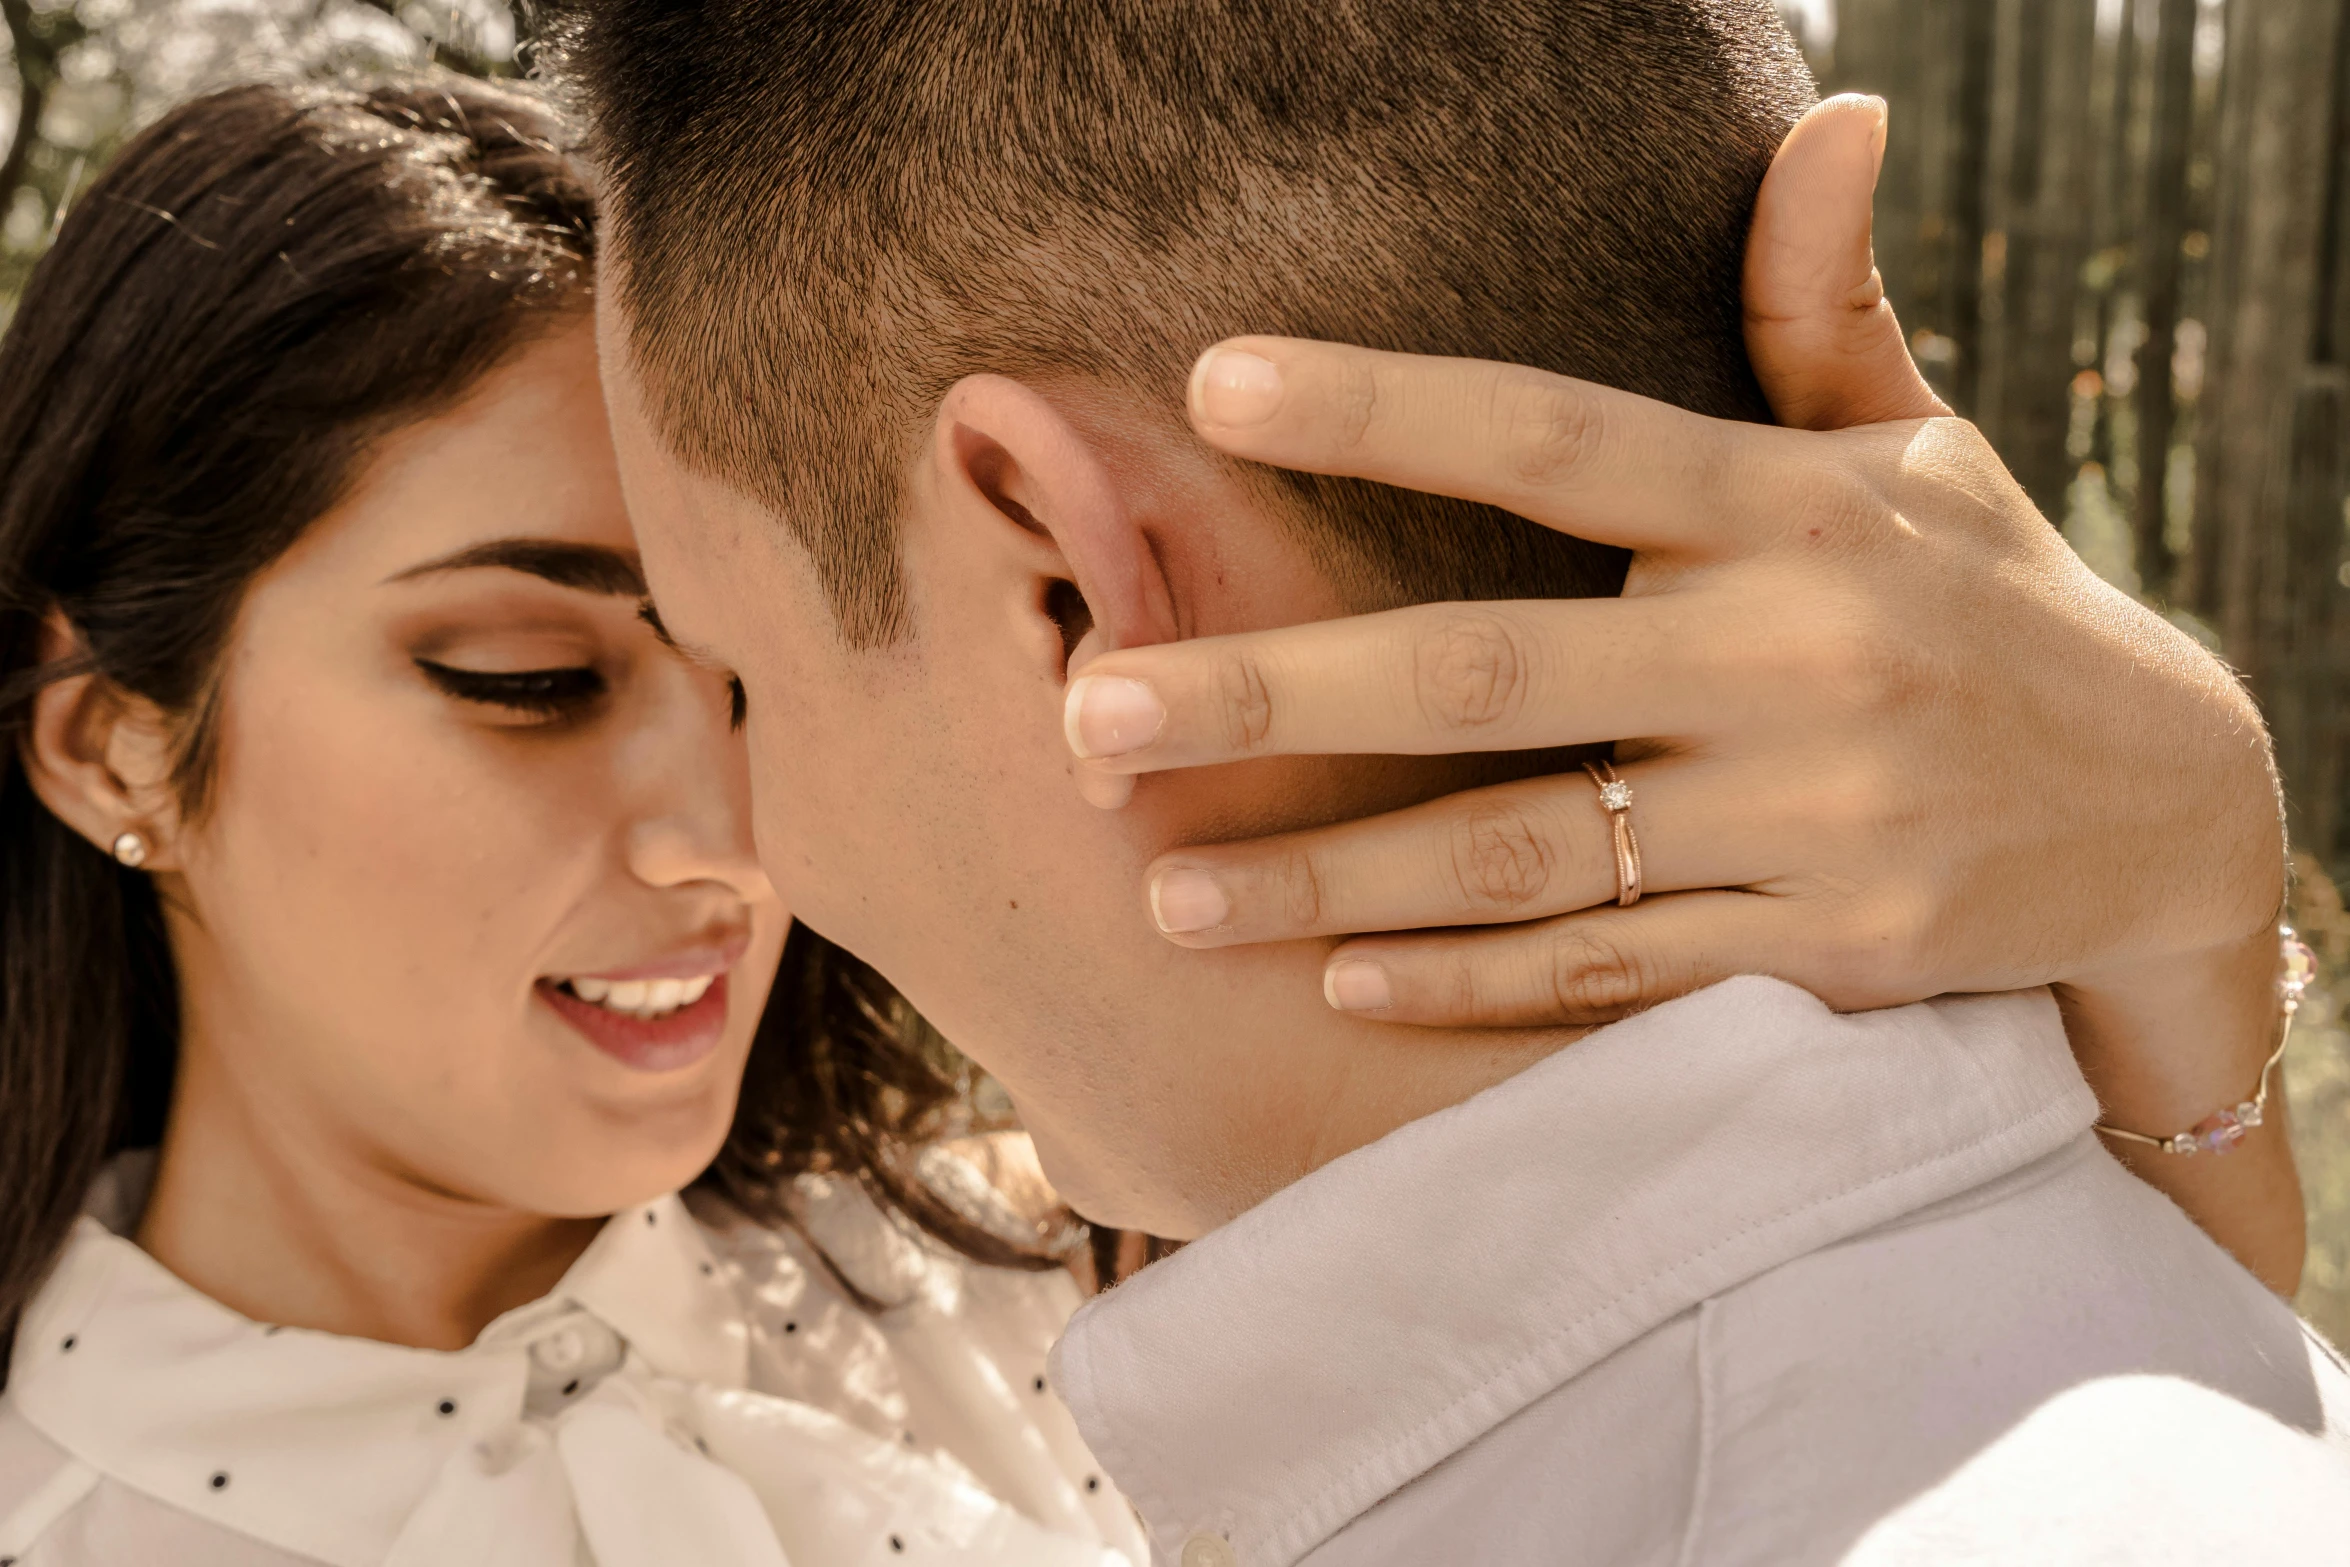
[934,374,1178,656]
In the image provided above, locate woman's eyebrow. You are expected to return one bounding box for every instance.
[386,539,648,596]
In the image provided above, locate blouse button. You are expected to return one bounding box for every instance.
[534,1328,588,1372]
[1180,1536,1236,1567]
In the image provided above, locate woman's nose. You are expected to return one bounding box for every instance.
[627,813,775,904]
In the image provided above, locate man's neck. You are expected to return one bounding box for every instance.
[1277,1019,1592,1194]
[1128,1006,1593,1239]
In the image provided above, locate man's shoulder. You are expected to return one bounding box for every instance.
[1300,1311,1705,1567]
[1686,1132,2350,1563]
[1310,1132,2350,1567]
[1842,1373,2350,1565]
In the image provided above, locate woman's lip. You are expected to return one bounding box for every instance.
[538,972,731,1073]
[557,936,751,983]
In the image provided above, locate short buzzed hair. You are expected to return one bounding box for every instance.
[562,1,1815,644]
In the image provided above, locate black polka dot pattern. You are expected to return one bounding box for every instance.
[436,1399,458,1417]
[209,1472,230,1491]
[59,1335,74,1353]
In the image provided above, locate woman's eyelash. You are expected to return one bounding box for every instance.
[415,658,607,718]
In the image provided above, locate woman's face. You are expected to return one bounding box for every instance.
[157,317,786,1218]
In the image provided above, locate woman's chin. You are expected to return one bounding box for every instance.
[499,1093,741,1221]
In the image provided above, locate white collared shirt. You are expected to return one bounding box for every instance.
[0,1155,1144,1566]
[1050,978,2350,1567]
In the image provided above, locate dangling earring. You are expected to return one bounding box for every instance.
[111,830,149,869]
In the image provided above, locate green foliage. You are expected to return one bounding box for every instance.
[0,0,521,325]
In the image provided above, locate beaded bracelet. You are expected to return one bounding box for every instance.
[2094,926,2317,1157]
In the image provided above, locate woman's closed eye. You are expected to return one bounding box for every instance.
[415,657,607,720]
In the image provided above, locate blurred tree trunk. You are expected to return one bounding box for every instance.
[1829,0,1930,323]
[0,0,86,236]
[2132,0,2201,595]
[1828,0,1997,412]
[1977,0,2103,518]
[1940,0,1999,414]
[2084,0,2142,483]
[2194,0,2350,871]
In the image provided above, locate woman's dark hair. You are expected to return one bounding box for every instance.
[0,75,1064,1380]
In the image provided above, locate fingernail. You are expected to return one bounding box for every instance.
[1064,675,1167,759]
[1190,348,1284,429]
[1150,868,1230,934]
[1324,960,1394,1014]
[1865,95,1889,176]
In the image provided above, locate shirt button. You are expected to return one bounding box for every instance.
[1180,1536,1236,1567]
[533,1328,587,1372]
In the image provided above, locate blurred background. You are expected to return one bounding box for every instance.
[4,0,2348,1338]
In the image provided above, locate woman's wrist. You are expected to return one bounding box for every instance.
[2053,926,2307,1295]
[2056,925,2285,1130]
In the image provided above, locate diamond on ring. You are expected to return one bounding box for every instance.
[1598,779,1634,813]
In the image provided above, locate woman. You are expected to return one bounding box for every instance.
[0,69,2303,1567]
[0,77,1136,1565]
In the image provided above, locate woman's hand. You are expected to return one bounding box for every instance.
[1062,96,2301,1290]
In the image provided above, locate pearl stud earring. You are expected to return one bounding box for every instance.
[110,830,149,869]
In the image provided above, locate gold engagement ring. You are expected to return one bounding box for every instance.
[1584,759,1642,908]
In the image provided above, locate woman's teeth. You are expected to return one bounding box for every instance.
[562,973,716,1019]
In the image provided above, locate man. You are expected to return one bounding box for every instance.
[562,1,2349,1559]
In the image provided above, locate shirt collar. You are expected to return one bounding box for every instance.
[1047,978,2097,1567]
[481,1193,749,1389]
[7,1191,743,1567]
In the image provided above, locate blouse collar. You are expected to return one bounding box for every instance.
[8,1192,744,1567]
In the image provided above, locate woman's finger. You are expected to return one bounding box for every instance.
[1313,889,1892,1027]
[1065,593,1751,771]
[1140,756,1779,947]
[1184,336,1791,555]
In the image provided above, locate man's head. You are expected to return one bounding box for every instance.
[570,0,1816,1234]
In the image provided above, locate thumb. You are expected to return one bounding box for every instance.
[1743,93,1950,430]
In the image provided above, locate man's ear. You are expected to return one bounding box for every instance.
[932,374,1180,666]
[20,612,186,871]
